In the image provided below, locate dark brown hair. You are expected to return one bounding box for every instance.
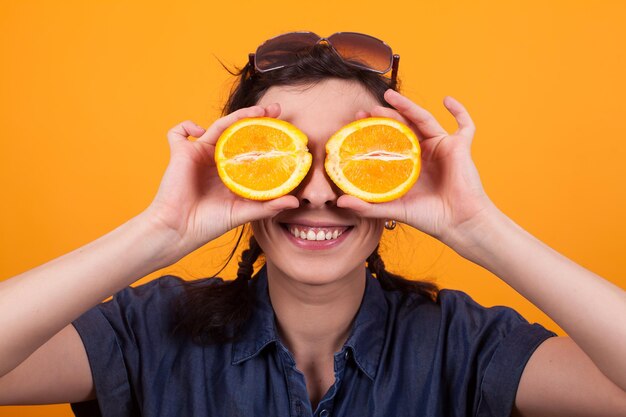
[173,44,438,345]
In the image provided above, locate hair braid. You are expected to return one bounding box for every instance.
[235,235,261,283]
[367,245,438,302]
[174,235,262,345]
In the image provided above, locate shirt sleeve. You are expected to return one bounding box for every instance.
[69,275,191,417]
[436,289,558,417]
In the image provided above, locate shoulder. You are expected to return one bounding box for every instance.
[436,288,528,326]
[387,287,529,328]
[382,287,556,415]
[110,275,222,306]
[384,286,555,357]
[69,276,229,415]
[83,275,225,336]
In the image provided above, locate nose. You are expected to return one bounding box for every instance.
[294,159,340,208]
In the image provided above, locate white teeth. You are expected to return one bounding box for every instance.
[288,225,347,241]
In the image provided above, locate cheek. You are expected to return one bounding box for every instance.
[250,220,281,258]
[351,220,385,262]
[364,221,385,250]
[250,221,267,246]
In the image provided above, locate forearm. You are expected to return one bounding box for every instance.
[448,203,626,390]
[0,211,183,377]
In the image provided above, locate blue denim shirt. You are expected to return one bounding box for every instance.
[70,266,555,417]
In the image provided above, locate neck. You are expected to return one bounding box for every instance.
[266,262,366,358]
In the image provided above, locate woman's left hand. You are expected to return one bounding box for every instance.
[338,89,495,248]
[342,91,626,405]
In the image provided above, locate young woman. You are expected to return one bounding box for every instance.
[0,31,624,417]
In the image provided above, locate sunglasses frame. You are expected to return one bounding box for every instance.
[247,31,400,88]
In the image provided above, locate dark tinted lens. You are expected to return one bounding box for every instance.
[328,33,393,73]
[255,32,321,72]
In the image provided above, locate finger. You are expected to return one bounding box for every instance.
[167,120,206,147]
[443,96,476,140]
[235,195,300,224]
[336,194,399,220]
[383,89,448,139]
[367,105,425,142]
[198,105,266,144]
[368,105,412,126]
[262,195,300,212]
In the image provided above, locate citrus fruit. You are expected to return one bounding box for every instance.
[324,117,420,202]
[215,117,312,200]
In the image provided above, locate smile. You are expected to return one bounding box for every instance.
[285,224,350,241]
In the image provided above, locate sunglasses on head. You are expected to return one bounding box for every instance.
[247,31,400,87]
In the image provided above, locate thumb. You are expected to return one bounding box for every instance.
[167,120,206,149]
[336,195,396,219]
[261,195,301,213]
[234,195,300,225]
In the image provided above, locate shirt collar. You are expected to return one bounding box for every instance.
[231,265,388,381]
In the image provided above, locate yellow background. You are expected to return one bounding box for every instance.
[1,0,625,415]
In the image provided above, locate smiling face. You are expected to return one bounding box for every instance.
[252,78,385,286]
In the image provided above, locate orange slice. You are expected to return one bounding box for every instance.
[325,117,421,202]
[215,117,312,200]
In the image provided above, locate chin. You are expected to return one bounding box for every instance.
[268,259,357,286]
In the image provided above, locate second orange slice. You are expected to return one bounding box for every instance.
[325,117,421,202]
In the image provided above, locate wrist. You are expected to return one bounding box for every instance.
[134,209,189,268]
[442,201,510,262]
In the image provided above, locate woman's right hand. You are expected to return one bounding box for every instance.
[144,103,299,256]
